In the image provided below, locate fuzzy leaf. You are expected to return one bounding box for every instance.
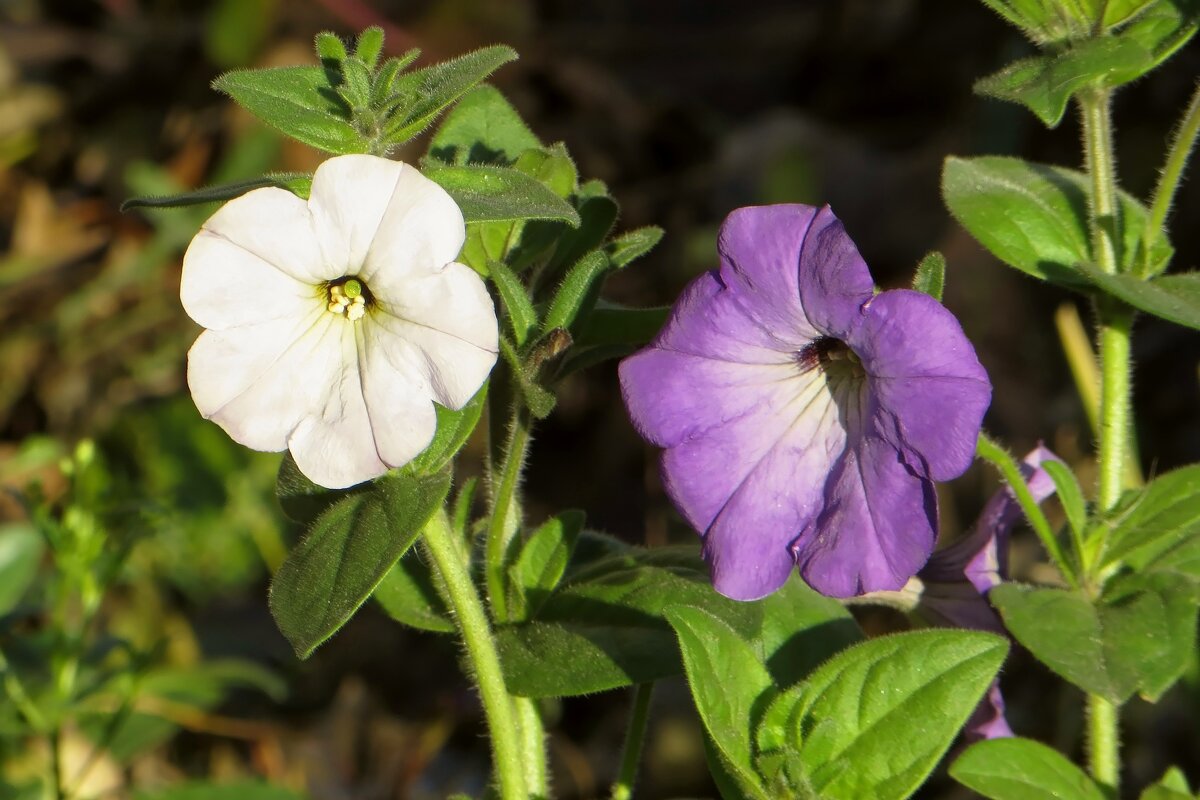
[974,37,1152,127]
[912,251,946,301]
[507,510,584,621]
[213,66,362,154]
[383,46,519,146]
[427,84,540,165]
[991,576,1199,702]
[942,156,1171,287]
[409,387,488,475]
[666,606,775,800]
[541,250,610,334]
[270,466,451,658]
[489,260,539,345]
[786,630,1007,800]
[951,737,1106,800]
[1079,268,1200,332]
[121,173,312,211]
[1101,463,1200,571]
[374,548,454,633]
[426,164,581,226]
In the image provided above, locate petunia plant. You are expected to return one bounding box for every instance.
[117,9,1200,799]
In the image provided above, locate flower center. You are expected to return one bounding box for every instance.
[325,276,373,321]
[794,336,861,377]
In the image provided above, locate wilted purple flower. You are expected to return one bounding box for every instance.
[619,204,991,600]
[914,445,1060,740]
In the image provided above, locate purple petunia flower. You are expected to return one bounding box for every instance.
[916,445,1060,740]
[619,204,991,600]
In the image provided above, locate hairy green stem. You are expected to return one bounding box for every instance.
[976,434,1078,586]
[611,683,655,800]
[486,405,532,622]
[422,509,527,800]
[1080,86,1126,795]
[1087,694,1120,796]
[1143,80,1200,276]
[515,696,548,798]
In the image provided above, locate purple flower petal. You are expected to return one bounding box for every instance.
[793,435,938,597]
[796,206,876,338]
[619,203,992,601]
[716,205,825,343]
[851,290,991,482]
[966,682,1015,742]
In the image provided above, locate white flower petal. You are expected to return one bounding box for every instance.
[308,154,406,276]
[187,311,338,452]
[201,186,332,284]
[371,262,499,409]
[287,324,390,489]
[355,322,439,468]
[181,230,318,330]
[378,261,499,350]
[360,165,466,294]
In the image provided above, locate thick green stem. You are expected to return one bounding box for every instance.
[515,696,548,798]
[976,434,1078,586]
[611,683,655,800]
[422,510,527,800]
[1087,694,1120,796]
[486,405,533,621]
[1143,80,1200,276]
[1080,87,1126,795]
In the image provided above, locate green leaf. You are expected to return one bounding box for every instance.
[1138,767,1194,800]
[427,84,541,166]
[912,251,946,301]
[976,0,1074,42]
[121,173,312,211]
[383,45,519,146]
[1079,268,1200,332]
[0,524,43,615]
[269,466,451,658]
[353,26,384,69]
[496,547,858,699]
[425,165,581,226]
[276,453,359,524]
[1101,571,1199,699]
[1101,463,1200,570]
[507,510,584,622]
[513,144,578,197]
[541,250,610,334]
[942,156,1171,287]
[374,548,454,633]
[409,387,488,475]
[546,181,619,277]
[1042,460,1088,545]
[315,32,347,63]
[1118,0,1200,72]
[1103,0,1160,28]
[496,546,755,697]
[991,577,1198,702]
[213,66,362,154]
[606,226,664,269]
[950,737,1106,800]
[974,37,1152,127]
[575,303,669,347]
[785,630,1007,800]
[489,260,539,346]
[666,606,775,800]
[756,578,863,688]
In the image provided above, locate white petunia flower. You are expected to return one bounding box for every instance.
[181,154,499,489]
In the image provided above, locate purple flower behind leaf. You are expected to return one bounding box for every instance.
[619,204,991,600]
[918,445,1061,740]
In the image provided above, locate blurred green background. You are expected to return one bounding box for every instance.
[1,0,1198,797]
